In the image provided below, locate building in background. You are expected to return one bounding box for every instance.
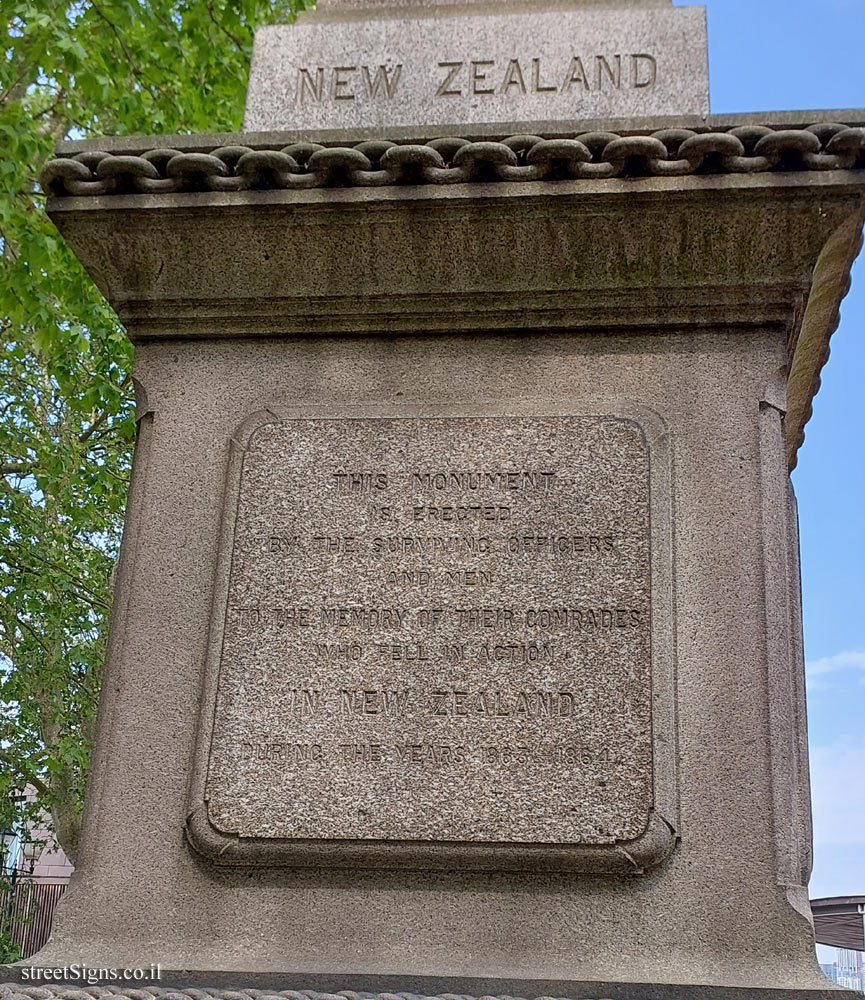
[29,839,73,884]
[837,949,865,993]
[820,962,839,983]
[1,803,73,959]
[812,896,865,992]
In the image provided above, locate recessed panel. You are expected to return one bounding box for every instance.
[200,412,663,859]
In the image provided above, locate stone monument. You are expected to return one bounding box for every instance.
[3,0,865,997]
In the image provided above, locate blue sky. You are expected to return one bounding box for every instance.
[676,0,865,953]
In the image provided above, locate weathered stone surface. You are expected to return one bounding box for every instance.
[317,0,676,11]
[0,984,859,1000]
[28,115,865,994]
[195,409,671,868]
[43,124,865,200]
[243,4,709,131]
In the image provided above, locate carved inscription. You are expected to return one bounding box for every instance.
[291,54,658,106]
[243,9,710,131]
[206,415,653,845]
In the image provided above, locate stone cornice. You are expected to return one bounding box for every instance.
[43,115,865,470]
[48,109,865,153]
[41,121,865,198]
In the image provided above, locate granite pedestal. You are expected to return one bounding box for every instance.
[4,111,865,1000]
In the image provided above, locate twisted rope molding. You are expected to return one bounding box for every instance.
[42,123,865,197]
[0,988,614,1000]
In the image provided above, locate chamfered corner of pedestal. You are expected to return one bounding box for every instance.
[616,808,678,874]
[229,407,284,453]
[185,804,242,863]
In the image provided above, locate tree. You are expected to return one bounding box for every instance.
[1,0,306,866]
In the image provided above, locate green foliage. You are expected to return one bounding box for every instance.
[1,0,308,864]
[0,928,22,966]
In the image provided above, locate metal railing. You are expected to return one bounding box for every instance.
[0,880,68,959]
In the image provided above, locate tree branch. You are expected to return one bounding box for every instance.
[78,375,131,443]
[3,550,111,613]
[0,751,50,798]
[0,596,51,653]
[206,2,245,50]
[88,1,160,103]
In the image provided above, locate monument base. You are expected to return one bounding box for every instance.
[27,113,865,1000]
[0,974,859,1000]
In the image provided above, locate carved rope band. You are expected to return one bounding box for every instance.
[0,987,614,1000]
[41,123,865,198]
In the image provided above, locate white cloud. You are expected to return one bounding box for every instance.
[810,739,865,846]
[806,649,865,681]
